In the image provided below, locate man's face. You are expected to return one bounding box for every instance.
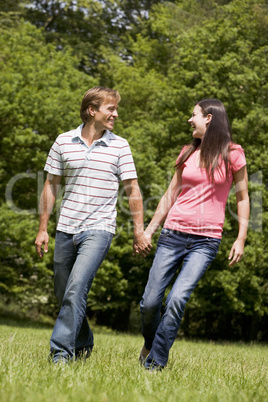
[94,98,119,132]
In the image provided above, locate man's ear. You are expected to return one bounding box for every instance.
[88,106,96,117]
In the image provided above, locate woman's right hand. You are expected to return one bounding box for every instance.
[143,229,153,245]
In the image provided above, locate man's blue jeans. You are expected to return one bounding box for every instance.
[140,228,220,368]
[50,229,113,362]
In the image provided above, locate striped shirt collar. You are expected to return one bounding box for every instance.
[71,124,111,146]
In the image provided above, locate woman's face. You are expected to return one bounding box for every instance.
[188,105,211,140]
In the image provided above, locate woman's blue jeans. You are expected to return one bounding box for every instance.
[50,229,113,362]
[140,228,220,368]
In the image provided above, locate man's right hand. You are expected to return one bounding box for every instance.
[35,230,49,258]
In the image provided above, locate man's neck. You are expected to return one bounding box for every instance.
[81,122,105,147]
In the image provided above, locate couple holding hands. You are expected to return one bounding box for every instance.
[35,86,249,370]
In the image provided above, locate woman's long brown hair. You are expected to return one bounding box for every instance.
[176,99,233,181]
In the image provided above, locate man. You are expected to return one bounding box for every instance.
[35,86,151,363]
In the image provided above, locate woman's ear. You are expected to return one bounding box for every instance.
[206,113,212,124]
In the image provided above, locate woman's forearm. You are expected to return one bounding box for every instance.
[146,194,174,236]
[146,169,182,237]
[236,197,250,242]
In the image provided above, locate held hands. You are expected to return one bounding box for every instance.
[228,238,245,266]
[35,230,49,258]
[133,231,152,258]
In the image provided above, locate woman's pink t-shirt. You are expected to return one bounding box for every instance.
[164,145,246,239]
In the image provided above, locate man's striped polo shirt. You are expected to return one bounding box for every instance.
[44,124,137,234]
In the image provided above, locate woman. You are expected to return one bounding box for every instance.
[139,99,249,370]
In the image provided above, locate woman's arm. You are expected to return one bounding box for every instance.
[145,168,182,241]
[228,165,250,266]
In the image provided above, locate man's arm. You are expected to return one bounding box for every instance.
[228,165,250,266]
[35,173,62,258]
[123,178,152,257]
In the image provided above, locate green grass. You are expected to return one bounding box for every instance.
[0,319,267,402]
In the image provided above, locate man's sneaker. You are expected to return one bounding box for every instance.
[139,352,147,366]
[145,361,164,372]
[139,345,150,366]
[75,347,92,362]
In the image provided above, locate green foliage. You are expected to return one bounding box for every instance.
[0,203,56,316]
[0,15,96,316]
[0,0,267,339]
[0,17,96,198]
[108,0,268,337]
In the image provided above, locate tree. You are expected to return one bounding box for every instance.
[0,0,267,339]
[95,0,268,338]
[0,15,96,316]
[20,0,169,80]
[148,0,268,339]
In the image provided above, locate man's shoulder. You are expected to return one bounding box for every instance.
[55,126,81,144]
[107,131,130,147]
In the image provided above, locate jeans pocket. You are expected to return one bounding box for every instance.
[206,238,221,254]
[160,228,171,237]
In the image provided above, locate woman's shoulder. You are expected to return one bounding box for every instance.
[229,142,244,152]
[176,144,192,160]
[174,145,189,167]
[180,144,190,152]
[228,143,246,170]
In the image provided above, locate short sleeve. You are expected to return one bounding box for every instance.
[229,145,247,174]
[118,141,137,181]
[44,138,64,176]
[175,145,189,167]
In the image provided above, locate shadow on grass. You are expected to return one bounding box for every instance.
[0,311,54,330]
[0,312,122,336]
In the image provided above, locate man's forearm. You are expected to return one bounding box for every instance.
[128,192,144,236]
[38,175,61,231]
[35,175,61,257]
[38,181,56,230]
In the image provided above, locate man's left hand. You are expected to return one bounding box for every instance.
[133,232,152,257]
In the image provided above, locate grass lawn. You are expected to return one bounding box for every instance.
[0,318,267,402]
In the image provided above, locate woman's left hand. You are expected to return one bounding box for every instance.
[228,239,245,266]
